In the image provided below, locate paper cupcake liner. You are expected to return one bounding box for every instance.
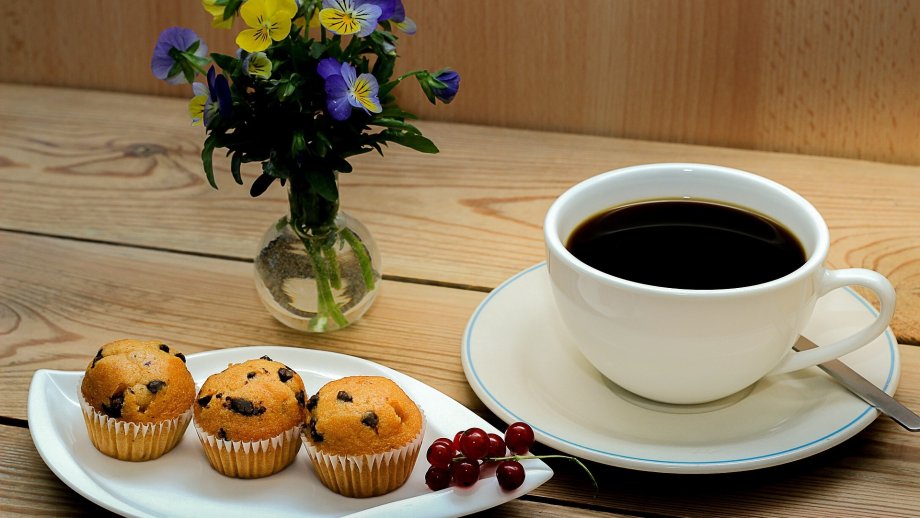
[302,414,426,498]
[79,390,192,462]
[194,422,303,479]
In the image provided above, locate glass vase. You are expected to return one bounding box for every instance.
[254,209,381,333]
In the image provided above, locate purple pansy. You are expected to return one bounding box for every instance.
[317,57,343,80]
[319,59,382,121]
[202,66,233,125]
[151,27,209,84]
[431,68,460,104]
[367,0,398,21]
[366,0,415,34]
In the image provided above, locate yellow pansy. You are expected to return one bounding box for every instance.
[188,83,209,126]
[236,0,298,53]
[202,0,235,29]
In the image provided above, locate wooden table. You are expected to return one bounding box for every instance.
[3,84,920,517]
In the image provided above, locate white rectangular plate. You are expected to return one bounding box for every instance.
[28,346,551,517]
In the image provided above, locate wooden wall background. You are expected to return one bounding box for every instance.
[0,0,918,165]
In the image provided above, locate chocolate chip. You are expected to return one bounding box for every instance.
[278,367,295,382]
[361,411,379,431]
[215,392,223,399]
[226,397,266,416]
[159,344,170,353]
[91,349,104,368]
[309,417,323,442]
[175,352,186,363]
[143,361,152,367]
[306,394,319,412]
[217,427,227,440]
[247,371,257,379]
[197,395,212,407]
[102,390,125,418]
[295,390,306,408]
[260,355,272,361]
[336,391,352,403]
[146,380,166,394]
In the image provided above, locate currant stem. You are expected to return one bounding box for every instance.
[450,453,598,492]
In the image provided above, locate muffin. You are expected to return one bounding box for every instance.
[79,339,195,461]
[303,376,425,498]
[193,356,306,478]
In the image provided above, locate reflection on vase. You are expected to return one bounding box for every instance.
[254,211,380,332]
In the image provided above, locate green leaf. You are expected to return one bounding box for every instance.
[309,170,339,202]
[201,136,218,189]
[312,132,331,158]
[378,106,418,120]
[385,132,439,153]
[223,0,244,20]
[291,130,307,156]
[309,41,327,59]
[378,80,399,99]
[231,152,243,185]
[250,173,275,197]
[370,117,421,134]
[328,155,353,173]
[274,215,289,232]
[211,53,237,72]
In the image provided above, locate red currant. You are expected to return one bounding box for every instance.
[504,422,535,455]
[487,433,506,459]
[426,440,456,469]
[458,428,490,460]
[496,460,526,490]
[450,459,480,487]
[425,466,452,491]
[432,437,455,451]
[452,430,463,451]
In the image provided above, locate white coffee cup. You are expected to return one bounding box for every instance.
[544,163,896,405]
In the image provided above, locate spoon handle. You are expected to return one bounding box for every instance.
[794,336,920,432]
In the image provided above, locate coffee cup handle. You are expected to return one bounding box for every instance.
[770,268,896,375]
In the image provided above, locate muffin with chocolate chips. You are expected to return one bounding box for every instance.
[79,339,195,461]
[303,376,425,497]
[193,356,306,478]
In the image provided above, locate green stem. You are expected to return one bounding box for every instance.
[452,453,598,493]
[394,69,428,82]
[302,236,348,330]
[323,243,342,290]
[379,70,427,96]
[341,227,376,291]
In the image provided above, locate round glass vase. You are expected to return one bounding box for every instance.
[254,211,381,332]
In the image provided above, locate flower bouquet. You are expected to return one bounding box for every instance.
[151,0,459,332]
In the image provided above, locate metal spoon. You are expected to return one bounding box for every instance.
[793,336,920,431]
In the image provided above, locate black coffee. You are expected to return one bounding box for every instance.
[566,199,806,289]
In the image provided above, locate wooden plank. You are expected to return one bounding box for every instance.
[5,230,920,516]
[0,425,115,517]
[2,86,920,341]
[1,1,918,164]
[0,231,486,421]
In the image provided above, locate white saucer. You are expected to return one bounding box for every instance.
[461,263,900,474]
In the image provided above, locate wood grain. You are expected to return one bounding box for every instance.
[0,1,918,164]
[0,426,115,517]
[4,227,920,515]
[2,85,919,342]
[0,231,486,422]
